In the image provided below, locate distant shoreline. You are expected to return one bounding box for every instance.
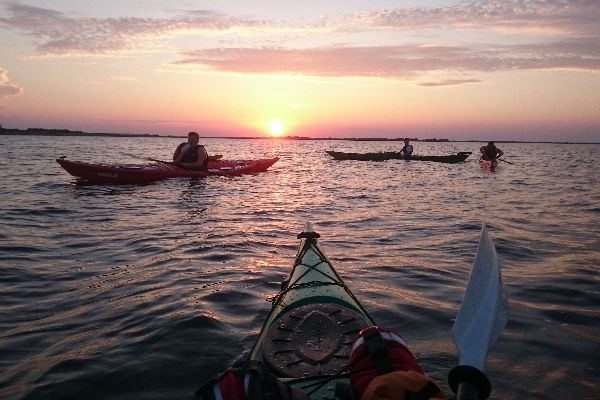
[0,127,172,138]
[0,127,594,144]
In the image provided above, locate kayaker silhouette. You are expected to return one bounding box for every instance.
[399,138,413,159]
[479,141,504,171]
[173,131,209,171]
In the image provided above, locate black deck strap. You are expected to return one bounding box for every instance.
[361,327,394,375]
[448,365,491,400]
[334,381,355,400]
[245,361,310,400]
[297,231,320,239]
[405,380,441,400]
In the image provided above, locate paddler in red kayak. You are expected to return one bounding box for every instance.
[479,141,504,170]
[173,131,209,171]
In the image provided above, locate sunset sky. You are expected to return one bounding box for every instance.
[0,0,598,141]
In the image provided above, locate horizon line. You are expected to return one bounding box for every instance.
[0,126,597,145]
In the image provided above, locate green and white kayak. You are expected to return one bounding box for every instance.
[249,222,375,399]
[198,223,508,400]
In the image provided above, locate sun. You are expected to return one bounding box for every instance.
[267,120,285,137]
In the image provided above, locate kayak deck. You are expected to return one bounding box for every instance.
[249,223,375,398]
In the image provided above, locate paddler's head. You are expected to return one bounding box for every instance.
[188,131,200,146]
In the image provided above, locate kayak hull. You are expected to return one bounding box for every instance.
[56,157,279,184]
[326,150,472,163]
[249,223,375,398]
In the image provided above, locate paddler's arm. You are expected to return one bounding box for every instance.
[173,148,187,165]
[175,158,207,169]
[175,147,208,169]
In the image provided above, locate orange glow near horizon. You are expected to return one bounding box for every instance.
[0,2,599,142]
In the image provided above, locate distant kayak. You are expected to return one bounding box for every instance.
[326,150,472,163]
[56,157,279,184]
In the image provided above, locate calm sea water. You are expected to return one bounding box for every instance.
[1,135,599,400]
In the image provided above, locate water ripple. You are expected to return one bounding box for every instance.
[1,137,599,399]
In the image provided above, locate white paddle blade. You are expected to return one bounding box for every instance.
[452,223,508,371]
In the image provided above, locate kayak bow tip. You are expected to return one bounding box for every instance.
[297,221,320,239]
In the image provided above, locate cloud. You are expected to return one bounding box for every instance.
[350,0,600,37]
[418,79,482,87]
[109,75,140,82]
[174,46,424,79]
[173,41,600,79]
[0,3,269,57]
[1,0,599,80]
[0,68,23,99]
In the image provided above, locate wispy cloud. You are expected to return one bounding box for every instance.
[349,0,600,36]
[418,79,482,87]
[109,75,141,82]
[174,46,426,79]
[174,41,600,79]
[0,3,269,57]
[1,0,599,82]
[0,68,23,99]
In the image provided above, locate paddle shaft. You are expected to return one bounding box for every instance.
[449,364,492,399]
[148,158,172,164]
[149,155,223,164]
[148,157,236,173]
[457,382,481,400]
[497,158,513,165]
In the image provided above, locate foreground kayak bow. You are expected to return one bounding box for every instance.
[249,222,375,398]
[197,223,507,400]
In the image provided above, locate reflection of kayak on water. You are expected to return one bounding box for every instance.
[195,222,508,400]
[480,157,513,172]
[479,158,498,171]
[326,150,472,163]
[56,157,279,184]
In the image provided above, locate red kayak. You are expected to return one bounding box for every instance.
[56,157,279,184]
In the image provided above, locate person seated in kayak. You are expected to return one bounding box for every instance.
[173,131,209,170]
[399,138,413,159]
[196,326,446,400]
[479,141,504,162]
[348,326,446,400]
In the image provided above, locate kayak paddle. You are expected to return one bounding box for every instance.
[146,157,173,164]
[147,155,223,164]
[497,158,513,165]
[449,223,508,399]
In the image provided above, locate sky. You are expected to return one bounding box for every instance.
[0,0,599,142]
